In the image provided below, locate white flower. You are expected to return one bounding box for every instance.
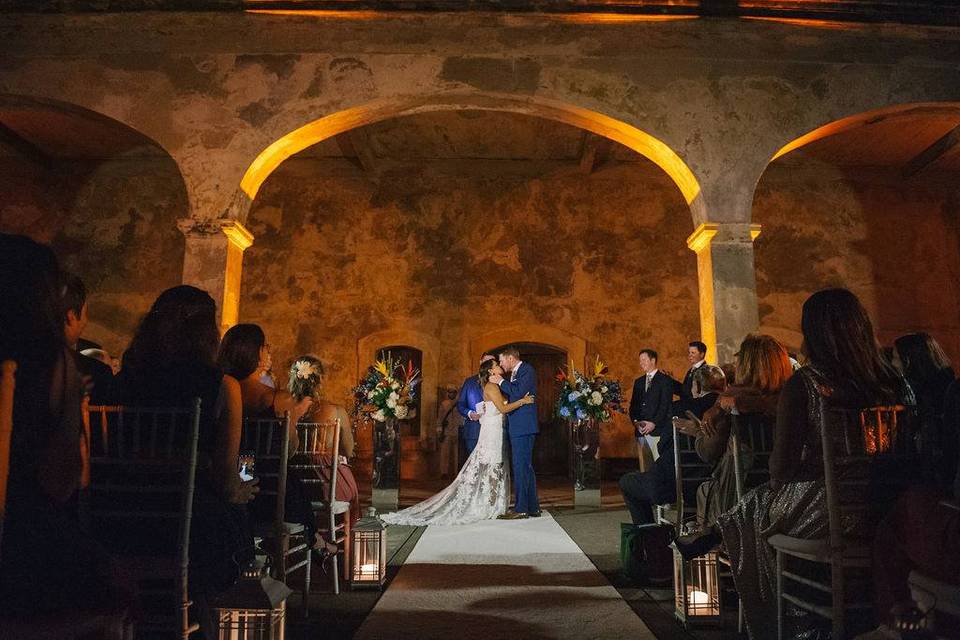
[372,409,386,422]
[386,396,397,409]
[394,405,409,419]
[590,391,603,406]
[601,385,608,393]
[295,361,318,379]
[391,381,400,390]
[366,390,375,400]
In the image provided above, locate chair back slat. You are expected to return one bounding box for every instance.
[0,361,16,555]
[83,399,201,638]
[670,426,715,532]
[242,415,292,531]
[292,419,342,510]
[730,412,777,501]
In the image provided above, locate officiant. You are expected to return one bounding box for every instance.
[457,353,496,461]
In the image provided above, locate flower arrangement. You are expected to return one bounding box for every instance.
[555,355,624,423]
[353,352,421,423]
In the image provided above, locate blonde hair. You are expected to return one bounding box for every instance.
[735,334,793,393]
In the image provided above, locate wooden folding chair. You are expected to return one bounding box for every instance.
[290,419,351,594]
[768,403,909,639]
[242,415,312,614]
[83,399,203,639]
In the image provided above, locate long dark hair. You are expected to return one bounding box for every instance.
[0,234,68,491]
[800,288,902,401]
[894,332,952,389]
[478,359,497,386]
[122,285,220,379]
[218,324,265,380]
[0,234,64,370]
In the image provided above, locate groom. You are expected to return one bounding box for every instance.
[491,346,541,519]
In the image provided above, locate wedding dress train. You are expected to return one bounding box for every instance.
[380,400,508,526]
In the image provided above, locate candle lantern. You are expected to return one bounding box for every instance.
[892,602,934,639]
[212,555,292,640]
[861,406,900,455]
[673,550,721,626]
[351,513,387,589]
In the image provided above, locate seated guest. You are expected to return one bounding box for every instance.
[619,348,684,526]
[689,289,913,640]
[674,334,791,535]
[0,234,130,636]
[893,332,956,491]
[217,325,338,559]
[288,355,361,519]
[61,272,116,405]
[119,286,258,602]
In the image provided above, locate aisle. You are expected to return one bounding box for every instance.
[354,512,657,640]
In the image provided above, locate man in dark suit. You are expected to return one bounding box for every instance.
[62,273,116,405]
[456,353,496,458]
[672,340,708,416]
[620,348,677,525]
[492,346,540,519]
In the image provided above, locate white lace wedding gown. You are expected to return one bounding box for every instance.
[380,400,509,526]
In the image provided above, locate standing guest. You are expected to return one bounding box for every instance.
[120,286,259,605]
[457,353,496,458]
[689,289,913,640]
[893,332,956,491]
[619,349,678,525]
[674,340,708,403]
[436,386,462,480]
[0,234,130,636]
[288,355,361,521]
[629,349,675,457]
[61,273,116,405]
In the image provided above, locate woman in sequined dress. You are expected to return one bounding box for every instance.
[717,289,913,640]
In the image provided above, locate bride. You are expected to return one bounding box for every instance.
[380,359,534,526]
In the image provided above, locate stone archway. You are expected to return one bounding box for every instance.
[751,101,960,361]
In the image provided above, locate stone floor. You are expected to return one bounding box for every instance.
[284,499,740,639]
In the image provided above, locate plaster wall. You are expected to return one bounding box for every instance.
[0,157,188,354]
[755,165,960,363]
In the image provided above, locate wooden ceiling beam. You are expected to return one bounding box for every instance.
[903,123,960,178]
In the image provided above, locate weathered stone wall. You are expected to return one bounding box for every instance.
[240,158,700,457]
[755,164,960,363]
[0,157,188,355]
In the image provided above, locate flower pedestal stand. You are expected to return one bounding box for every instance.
[372,418,401,511]
[571,418,601,508]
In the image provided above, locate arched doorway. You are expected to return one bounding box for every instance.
[752,102,960,362]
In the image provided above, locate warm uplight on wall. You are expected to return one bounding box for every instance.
[239,96,702,206]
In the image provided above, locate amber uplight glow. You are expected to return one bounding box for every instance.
[239,95,701,205]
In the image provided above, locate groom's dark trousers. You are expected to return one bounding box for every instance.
[500,362,540,515]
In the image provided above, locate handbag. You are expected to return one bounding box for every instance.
[620,522,674,585]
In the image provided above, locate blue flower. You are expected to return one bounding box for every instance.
[576,409,587,420]
[559,406,571,418]
[568,391,580,401]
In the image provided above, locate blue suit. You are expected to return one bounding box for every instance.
[456,375,484,456]
[499,362,540,515]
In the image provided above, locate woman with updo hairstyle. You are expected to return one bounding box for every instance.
[288,355,360,519]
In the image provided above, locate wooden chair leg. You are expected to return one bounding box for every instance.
[303,543,311,619]
[332,553,340,595]
[342,510,352,584]
[776,550,784,640]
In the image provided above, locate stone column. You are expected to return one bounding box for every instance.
[178,218,254,332]
[686,222,762,365]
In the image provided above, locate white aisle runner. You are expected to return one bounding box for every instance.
[354,513,656,640]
